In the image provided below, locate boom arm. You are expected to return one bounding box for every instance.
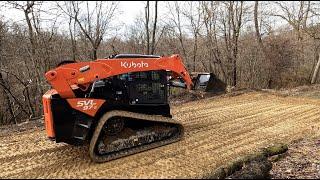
[45,54,193,98]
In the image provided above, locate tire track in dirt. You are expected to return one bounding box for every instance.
[108,107,320,177]
[1,92,320,178]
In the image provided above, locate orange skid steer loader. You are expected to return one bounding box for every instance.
[42,54,225,163]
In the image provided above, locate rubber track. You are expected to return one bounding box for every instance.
[89,110,184,163]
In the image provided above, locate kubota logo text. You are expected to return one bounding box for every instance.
[76,100,97,110]
[120,61,149,68]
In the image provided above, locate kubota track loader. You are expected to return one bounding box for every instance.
[42,54,221,163]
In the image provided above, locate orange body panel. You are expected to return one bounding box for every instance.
[42,91,105,138]
[66,98,106,117]
[42,89,57,138]
[45,54,193,98]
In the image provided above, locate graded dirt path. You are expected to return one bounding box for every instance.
[1,92,320,178]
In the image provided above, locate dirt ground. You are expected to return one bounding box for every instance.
[1,90,320,178]
[261,85,320,179]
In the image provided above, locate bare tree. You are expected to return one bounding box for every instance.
[126,16,146,53]
[71,1,118,60]
[183,1,203,72]
[306,2,320,84]
[271,1,311,41]
[150,1,158,54]
[5,1,46,117]
[220,1,245,86]
[57,1,78,61]
[145,1,150,54]
[254,1,273,87]
[254,1,264,50]
[144,1,159,55]
[270,1,320,84]
[201,1,226,80]
[165,1,188,66]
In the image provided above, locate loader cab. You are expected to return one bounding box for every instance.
[107,54,168,105]
[89,70,168,105]
[87,54,171,117]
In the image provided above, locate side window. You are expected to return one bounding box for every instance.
[118,73,128,80]
[151,71,161,81]
[125,71,165,82]
[136,72,148,79]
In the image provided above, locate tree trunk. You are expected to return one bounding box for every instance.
[254,1,273,88]
[193,34,198,72]
[311,53,320,84]
[24,9,36,56]
[151,1,158,54]
[69,18,77,61]
[24,5,42,116]
[232,58,237,86]
[93,47,98,60]
[145,1,150,54]
[254,1,264,49]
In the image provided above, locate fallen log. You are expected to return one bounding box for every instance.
[204,143,288,179]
